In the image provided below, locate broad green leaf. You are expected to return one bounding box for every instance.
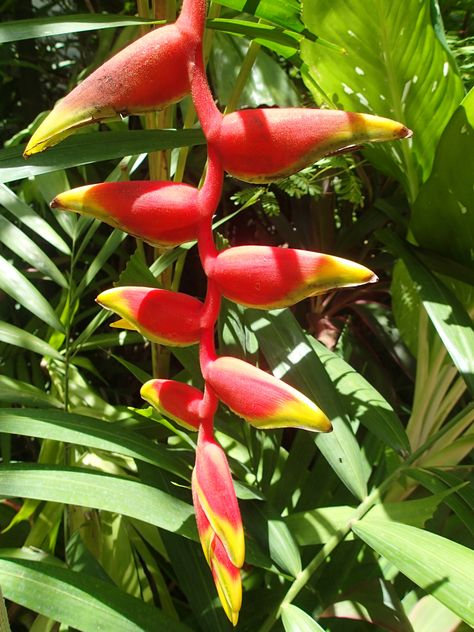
[214,0,304,34]
[0,464,196,538]
[0,215,67,287]
[352,520,474,627]
[301,0,464,199]
[0,377,62,408]
[0,321,62,359]
[0,255,64,331]
[282,604,326,632]
[208,18,300,54]
[0,408,190,480]
[308,337,410,454]
[381,231,474,397]
[0,130,205,184]
[411,88,474,268]
[0,14,159,44]
[285,490,454,546]
[408,595,461,632]
[0,183,70,255]
[247,308,368,500]
[0,558,190,632]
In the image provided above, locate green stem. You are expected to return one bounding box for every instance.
[223,36,261,114]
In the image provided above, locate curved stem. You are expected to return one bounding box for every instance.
[188,34,222,138]
[177,0,207,40]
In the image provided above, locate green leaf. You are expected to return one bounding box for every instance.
[0,408,189,480]
[0,377,62,408]
[0,464,196,538]
[0,14,159,44]
[308,337,410,454]
[0,255,64,332]
[380,230,474,397]
[301,0,464,199]
[0,184,70,255]
[281,604,326,632]
[208,18,300,53]
[75,229,126,297]
[285,490,454,546]
[411,87,474,269]
[214,0,304,34]
[246,308,368,500]
[0,321,62,359]
[0,558,191,632]
[0,215,67,287]
[352,520,474,627]
[0,130,205,184]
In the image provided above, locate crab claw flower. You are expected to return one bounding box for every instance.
[140,379,202,431]
[206,245,377,309]
[192,428,244,625]
[23,0,207,155]
[96,287,203,346]
[51,181,200,247]
[206,356,332,432]
[210,108,411,183]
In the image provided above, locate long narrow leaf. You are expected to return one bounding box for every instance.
[353,520,474,627]
[0,558,190,632]
[0,321,62,359]
[0,464,196,538]
[0,408,189,480]
[0,215,67,287]
[247,308,368,500]
[0,183,70,255]
[0,15,159,44]
[0,255,64,331]
[0,130,205,184]
[380,230,474,397]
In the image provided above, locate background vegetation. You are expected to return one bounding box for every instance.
[0,0,473,630]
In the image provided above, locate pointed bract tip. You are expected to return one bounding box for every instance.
[50,197,59,209]
[369,273,379,284]
[400,126,413,139]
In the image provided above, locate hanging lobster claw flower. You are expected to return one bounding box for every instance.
[188,51,412,184]
[140,379,202,431]
[207,245,377,309]
[206,356,332,433]
[96,287,203,346]
[23,0,207,155]
[51,181,200,247]
[209,108,412,183]
[192,428,244,625]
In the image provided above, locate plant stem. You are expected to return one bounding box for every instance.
[223,36,261,114]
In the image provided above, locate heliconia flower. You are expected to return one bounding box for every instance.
[188,45,412,184]
[210,108,412,183]
[51,181,200,247]
[206,245,377,309]
[205,356,332,433]
[192,428,244,625]
[140,378,203,431]
[96,287,203,346]
[23,0,207,156]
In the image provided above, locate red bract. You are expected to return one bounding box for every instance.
[205,356,332,432]
[96,287,203,346]
[209,108,412,183]
[192,428,244,625]
[189,44,412,183]
[51,181,200,247]
[207,245,377,309]
[23,0,206,155]
[140,379,202,431]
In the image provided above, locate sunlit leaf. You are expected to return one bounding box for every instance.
[353,520,474,627]
[0,558,191,632]
[282,604,326,632]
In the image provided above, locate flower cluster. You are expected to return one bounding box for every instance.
[24,0,411,624]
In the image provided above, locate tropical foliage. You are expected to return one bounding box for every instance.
[0,0,473,630]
